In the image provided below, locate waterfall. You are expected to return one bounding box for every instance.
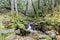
[26,24,37,33]
[26,24,33,32]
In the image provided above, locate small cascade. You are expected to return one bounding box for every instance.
[26,24,37,33]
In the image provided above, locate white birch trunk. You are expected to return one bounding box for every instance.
[15,0,18,15]
[11,0,15,12]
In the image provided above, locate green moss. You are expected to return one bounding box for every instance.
[44,36,52,40]
[18,23,25,29]
[0,32,12,40]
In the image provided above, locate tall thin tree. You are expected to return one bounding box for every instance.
[11,0,15,13]
[31,0,39,19]
[15,0,18,15]
[51,0,55,11]
[38,0,40,9]
[24,0,28,15]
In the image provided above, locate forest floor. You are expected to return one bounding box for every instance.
[56,35,60,40]
[0,11,60,40]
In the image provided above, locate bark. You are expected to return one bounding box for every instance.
[51,0,55,11]
[24,0,28,15]
[15,0,18,15]
[31,0,36,15]
[38,0,40,9]
[31,0,39,19]
[11,0,15,12]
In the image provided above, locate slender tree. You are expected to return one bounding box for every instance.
[15,0,18,15]
[24,0,28,15]
[31,0,40,19]
[11,0,15,12]
[31,0,37,18]
[38,0,40,9]
[51,0,55,11]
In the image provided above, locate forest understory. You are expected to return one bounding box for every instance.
[0,0,60,40]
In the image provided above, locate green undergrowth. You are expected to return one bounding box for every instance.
[0,10,60,30]
[0,13,32,30]
[0,32,12,40]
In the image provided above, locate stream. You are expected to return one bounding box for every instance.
[0,23,54,40]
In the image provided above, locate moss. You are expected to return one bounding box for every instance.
[18,23,25,29]
[44,35,52,40]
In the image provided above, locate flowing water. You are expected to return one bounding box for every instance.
[0,24,52,40]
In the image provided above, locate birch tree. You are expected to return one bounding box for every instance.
[15,0,18,15]
[11,0,15,12]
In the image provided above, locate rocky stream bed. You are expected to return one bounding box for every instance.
[0,29,57,40]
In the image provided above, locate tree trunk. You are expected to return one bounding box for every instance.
[51,0,55,11]
[38,0,40,9]
[11,0,15,13]
[24,0,28,15]
[15,0,18,15]
[31,0,37,18]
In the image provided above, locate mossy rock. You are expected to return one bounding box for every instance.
[18,23,25,29]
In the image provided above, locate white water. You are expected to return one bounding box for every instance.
[26,24,33,32]
[26,24,37,33]
[26,24,48,39]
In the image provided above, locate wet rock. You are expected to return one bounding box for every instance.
[15,29,30,36]
[30,31,51,40]
[15,29,20,35]
[45,30,56,40]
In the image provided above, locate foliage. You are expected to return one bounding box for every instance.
[44,35,52,40]
[18,23,25,29]
[2,13,32,29]
[0,32,12,40]
[0,0,57,17]
[0,0,60,40]
[0,23,5,29]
